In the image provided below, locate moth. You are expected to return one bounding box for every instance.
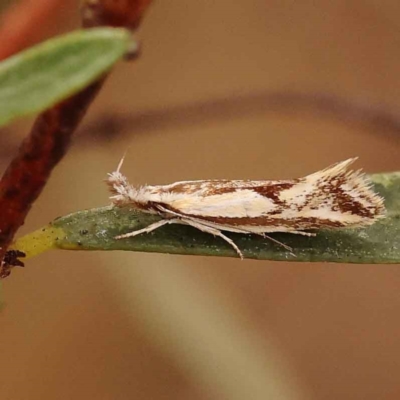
[106,157,385,259]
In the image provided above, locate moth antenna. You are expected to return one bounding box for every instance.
[116,151,128,174]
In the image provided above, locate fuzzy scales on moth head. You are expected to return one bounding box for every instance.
[105,157,385,258]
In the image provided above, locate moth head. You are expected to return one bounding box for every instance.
[105,154,138,206]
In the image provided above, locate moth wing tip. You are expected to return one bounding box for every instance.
[337,157,359,169]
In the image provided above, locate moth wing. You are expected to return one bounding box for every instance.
[161,180,291,218]
[158,159,385,232]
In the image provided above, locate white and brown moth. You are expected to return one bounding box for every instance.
[106,157,385,258]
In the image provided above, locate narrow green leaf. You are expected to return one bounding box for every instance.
[12,171,400,264]
[0,28,131,127]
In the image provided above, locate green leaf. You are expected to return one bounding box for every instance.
[0,27,131,127]
[12,171,400,264]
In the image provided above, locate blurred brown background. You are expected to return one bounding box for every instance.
[1,1,400,399]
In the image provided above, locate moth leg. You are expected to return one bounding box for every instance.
[259,230,317,256]
[230,229,294,256]
[182,220,244,260]
[288,231,316,237]
[255,233,295,256]
[155,205,244,258]
[115,218,182,239]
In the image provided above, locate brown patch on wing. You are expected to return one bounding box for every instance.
[164,182,206,195]
[193,215,345,229]
[308,175,377,218]
[252,182,296,205]
[206,181,297,198]
[204,185,240,196]
[165,180,247,195]
[166,180,297,198]
[335,176,375,217]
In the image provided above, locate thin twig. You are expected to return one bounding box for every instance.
[77,91,400,142]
